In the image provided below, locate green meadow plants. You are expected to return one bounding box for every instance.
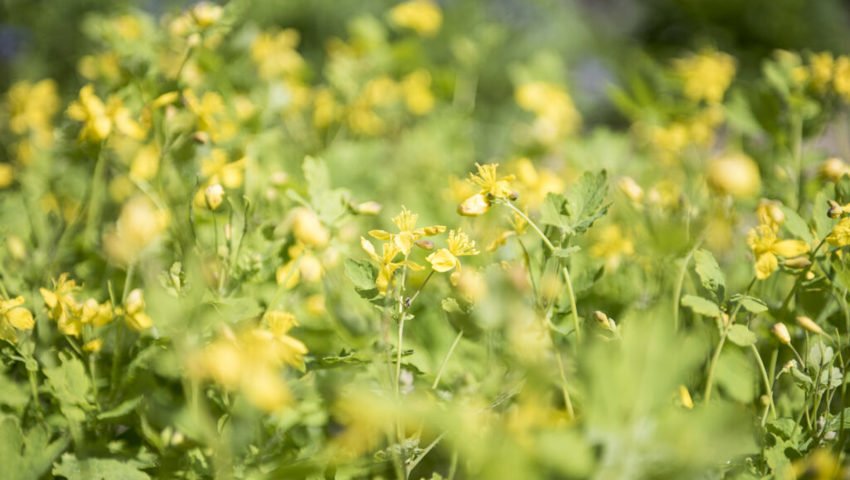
[2,0,850,478]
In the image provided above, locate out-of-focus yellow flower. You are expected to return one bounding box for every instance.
[40,274,84,337]
[361,237,424,295]
[833,55,850,101]
[590,224,634,271]
[619,177,644,203]
[0,296,35,344]
[183,90,232,143]
[199,149,246,190]
[83,338,104,353]
[251,29,305,80]
[129,144,160,181]
[515,81,581,145]
[106,96,147,140]
[104,195,169,264]
[190,2,223,28]
[809,52,834,91]
[820,157,850,181]
[427,229,479,273]
[791,449,842,480]
[292,208,330,248]
[204,183,225,211]
[312,87,339,128]
[389,0,443,36]
[706,152,761,198]
[124,289,153,331]
[513,158,563,209]
[263,310,309,369]
[6,79,59,142]
[747,217,810,280]
[78,52,122,85]
[369,206,445,255]
[678,385,694,409]
[67,85,112,142]
[401,69,435,115]
[0,164,14,189]
[673,48,736,104]
[80,298,114,327]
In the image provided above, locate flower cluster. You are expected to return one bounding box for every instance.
[747,203,810,279]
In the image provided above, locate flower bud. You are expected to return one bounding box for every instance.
[828,200,843,219]
[204,183,225,210]
[457,193,490,216]
[292,208,329,248]
[795,315,824,335]
[706,152,761,198]
[415,240,435,251]
[192,131,210,144]
[782,256,811,269]
[820,157,849,181]
[771,322,791,345]
[619,177,644,202]
[354,201,383,215]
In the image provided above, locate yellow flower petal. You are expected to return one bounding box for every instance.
[6,307,34,331]
[772,239,810,258]
[427,248,458,272]
[755,252,778,280]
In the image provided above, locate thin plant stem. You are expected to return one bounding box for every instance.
[704,330,728,403]
[673,240,703,331]
[503,201,582,344]
[750,344,777,423]
[432,330,463,390]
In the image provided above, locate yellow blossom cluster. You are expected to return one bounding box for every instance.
[514,81,581,146]
[747,203,810,279]
[458,163,517,216]
[189,311,307,412]
[673,48,736,104]
[0,295,35,344]
[389,0,443,36]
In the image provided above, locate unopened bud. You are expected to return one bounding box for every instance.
[771,322,791,345]
[508,191,519,201]
[827,200,843,219]
[619,177,644,202]
[224,223,232,242]
[192,131,210,144]
[795,316,825,335]
[457,193,490,216]
[355,201,382,215]
[782,256,811,269]
[780,359,797,374]
[820,157,849,181]
[270,171,288,186]
[292,208,329,248]
[415,240,435,251]
[204,183,225,210]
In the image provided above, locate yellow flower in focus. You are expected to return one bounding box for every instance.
[673,48,736,104]
[401,69,435,115]
[40,273,84,337]
[426,229,479,273]
[0,296,35,344]
[389,0,442,36]
[469,163,516,201]
[67,85,112,142]
[361,237,424,295]
[747,221,810,280]
[369,206,445,255]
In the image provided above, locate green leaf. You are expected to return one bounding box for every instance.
[344,259,376,290]
[778,206,814,244]
[303,155,330,201]
[764,438,793,478]
[813,189,838,240]
[540,193,569,230]
[98,396,142,420]
[727,324,757,347]
[553,246,580,258]
[52,454,151,480]
[681,295,721,317]
[693,249,726,298]
[565,170,609,235]
[731,294,768,314]
[716,347,757,403]
[807,342,834,370]
[0,416,68,480]
[44,353,91,411]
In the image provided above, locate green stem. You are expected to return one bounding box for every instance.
[673,241,702,331]
[750,344,777,424]
[503,202,582,343]
[704,330,728,403]
[432,330,463,390]
[109,264,134,399]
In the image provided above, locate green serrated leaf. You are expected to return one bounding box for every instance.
[681,295,721,317]
[0,416,68,480]
[540,193,569,230]
[44,353,91,411]
[52,454,151,480]
[565,170,609,235]
[345,259,375,290]
[778,206,814,244]
[727,324,757,347]
[694,249,726,298]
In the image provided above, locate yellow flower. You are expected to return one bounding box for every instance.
[0,296,35,344]
[80,298,114,327]
[104,195,169,264]
[514,158,564,210]
[515,81,581,144]
[67,85,112,142]
[6,79,59,141]
[427,229,479,273]
[747,222,810,280]
[369,206,445,255]
[292,208,330,248]
[590,224,634,271]
[389,0,443,36]
[834,56,850,102]
[40,273,84,337]
[401,69,435,115]
[251,29,305,80]
[673,48,736,104]
[83,338,104,353]
[204,183,225,211]
[809,52,834,91]
[827,217,850,247]
[263,310,309,369]
[706,152,761,198]
[124,289,153,331]
[361,237,424,295]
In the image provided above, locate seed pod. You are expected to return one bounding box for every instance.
[782,256,811,269]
